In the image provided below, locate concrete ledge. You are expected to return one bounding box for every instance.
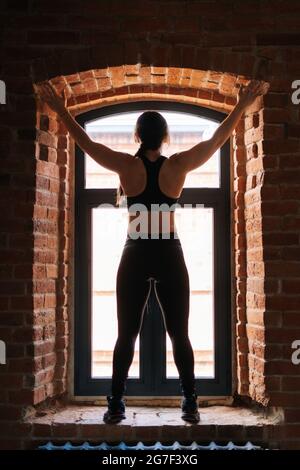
[25,405,283,449]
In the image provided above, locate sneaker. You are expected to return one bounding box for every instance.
[103,395,126,424]
[181,393,200,423]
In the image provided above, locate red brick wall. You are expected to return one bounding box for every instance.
[0,0,300,449]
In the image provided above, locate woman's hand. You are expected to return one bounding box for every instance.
[34,80,68,116]
[237,79,270,109]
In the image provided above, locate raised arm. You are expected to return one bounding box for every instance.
[35,81,133,174]
[170,79,270,173]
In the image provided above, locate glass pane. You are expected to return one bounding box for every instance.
[166,207,215,378]
[85,111,220,189]
[91,206,140,378]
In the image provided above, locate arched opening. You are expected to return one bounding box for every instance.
[32,63,269,408]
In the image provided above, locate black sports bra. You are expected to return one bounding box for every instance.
[126,154,179,212]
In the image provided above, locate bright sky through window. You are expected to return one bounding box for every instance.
[85,111,220,189]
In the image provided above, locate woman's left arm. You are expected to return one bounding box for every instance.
[169,79,270,174]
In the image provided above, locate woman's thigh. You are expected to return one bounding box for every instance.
[154,244,190,336]
[116,244,152,336]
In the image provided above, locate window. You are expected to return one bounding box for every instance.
[75,101,231,396]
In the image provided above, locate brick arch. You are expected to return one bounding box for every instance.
[33,57,271,409]
[33,45,270,113]
[52,67,241,112]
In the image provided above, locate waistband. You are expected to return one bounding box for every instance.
[125,231,181,244]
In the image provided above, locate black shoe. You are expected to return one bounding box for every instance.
[103,395,126,424]
[181,393,200,423]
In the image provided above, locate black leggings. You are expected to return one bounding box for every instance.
[111,233,196,398]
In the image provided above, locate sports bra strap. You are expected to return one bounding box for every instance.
[126,154,179,212]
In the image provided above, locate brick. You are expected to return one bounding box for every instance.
[263,107,291,124]
[32,423,52,438]
[37,131,57,149]
[0,405,23,420]
[13,326,43,342]
[0,374,23,389]
[217,425,246,440]
[263,93,288,108]
[52,424,78,438]
[0,440,23,450]
[284,409,300,423]
[282,377,300,392]
[0,281,25,296]
[257,33,300,46]
[28,31,80,45]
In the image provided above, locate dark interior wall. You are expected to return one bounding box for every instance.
[0,0,300,449]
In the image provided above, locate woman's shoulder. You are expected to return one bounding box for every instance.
[123,153,139,163]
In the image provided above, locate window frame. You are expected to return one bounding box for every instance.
[74,101,232,397]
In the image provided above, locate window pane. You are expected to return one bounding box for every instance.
[85,111,220,189]
[91,206,140,378]
[166,207,215,378]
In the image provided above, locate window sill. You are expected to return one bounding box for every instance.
[26,404,282,448]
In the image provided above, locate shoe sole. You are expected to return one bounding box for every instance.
[103,413,126,424]
[181,412,200,423]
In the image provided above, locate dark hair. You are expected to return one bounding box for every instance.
[115,111,169,206]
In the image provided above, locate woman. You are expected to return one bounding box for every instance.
[36,78,269,424]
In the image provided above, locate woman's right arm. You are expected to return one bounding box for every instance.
[35,81,133,174]
[170,79,270,173]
